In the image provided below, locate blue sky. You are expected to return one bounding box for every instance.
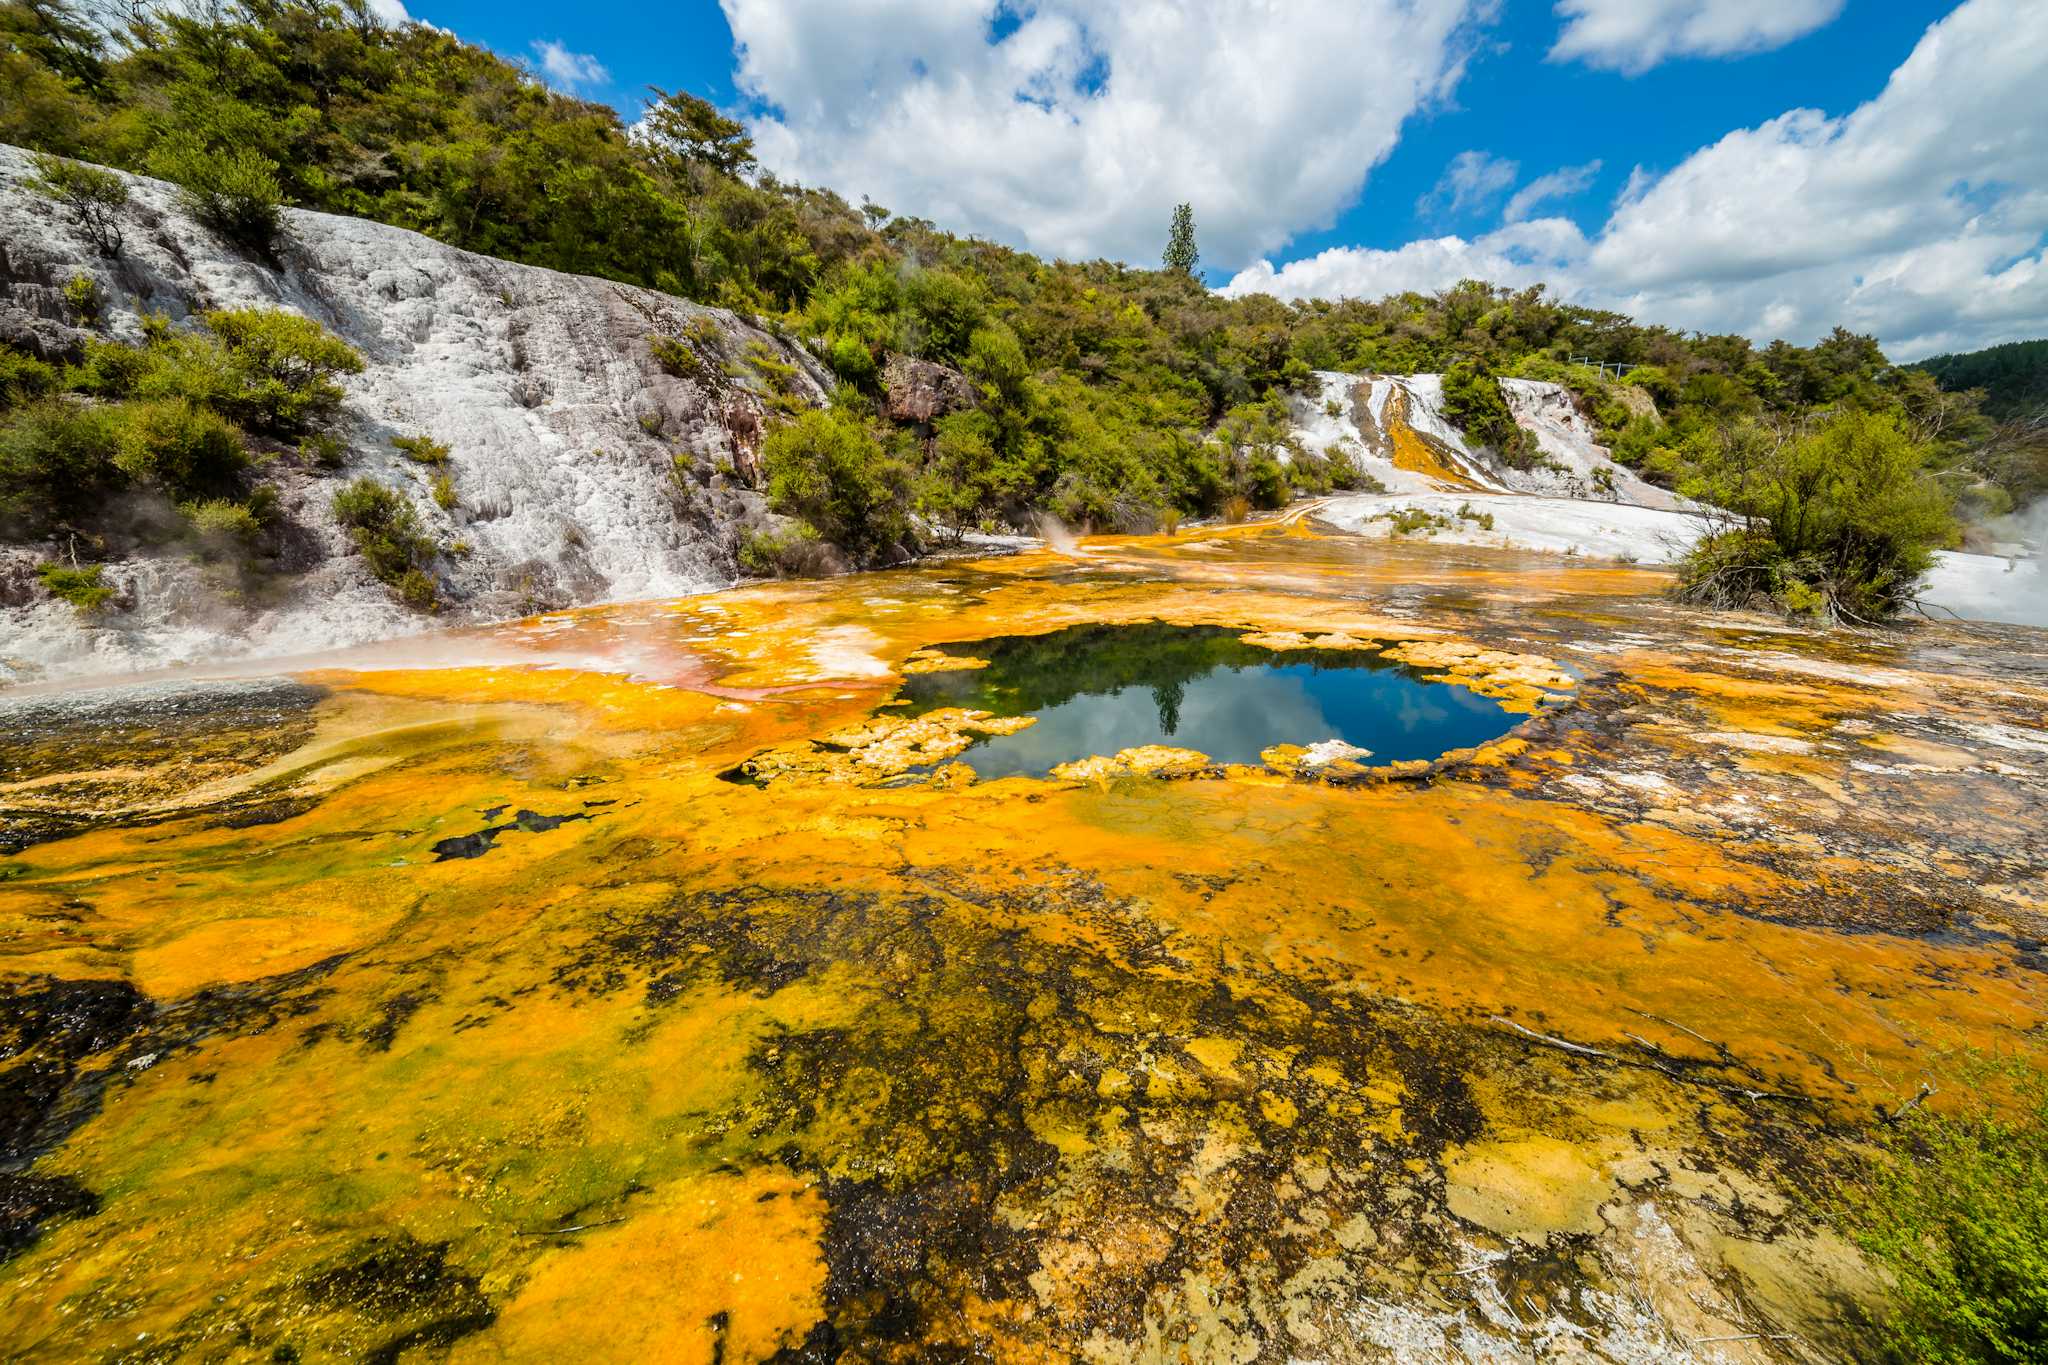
[402,1,2045,358]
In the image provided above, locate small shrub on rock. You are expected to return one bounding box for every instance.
[736,523,834,578]
[112,398,247,500]
[200,309,362,435]
[0,399,123,535]
[393,433,450,465]
[0,345,59,411]
[27,153,128,257]
[35,561,114,613]
[650,335,702,379]
[300,432,347,468]
[62,273,103,326]
[151,140,284,252]
[332,476,438,609]
[180,498,261,559]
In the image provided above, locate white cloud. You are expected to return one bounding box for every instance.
[1223,218,1588,303]
[721,0,1484,267]
[365,0,409,23]
[1418,150,1519,220]
[1503,160,1601,223]
[1226,0,2048,360]
[531,39,610,92]
[1550,0,1844,74]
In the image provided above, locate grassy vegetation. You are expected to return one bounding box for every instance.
[1839,1056,2048,1363]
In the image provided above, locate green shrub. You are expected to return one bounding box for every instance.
[1675,411,1955,622]
[61,273,103,326]
[180,498,261,559]
[199,309,362,434]
[393,433,450,465]
[902,270,987,365]
[1380,506,1450,536]
[35,561,114,613]
[0,399,122,534]
[27,153,127,257]
[1839,1056,2048,1364]
[67,335,153,398]
[300,432,347,468]
[430,472,457,510]
[1441,362,1538,470]
[112,398,247,499]
[736,523,832,577]
[825,332,878,388]
[64,311,358,439]
[650,335,702,379]
[0,345,59,411]
[151,140,284,251]
[761,409,912,562]
[331,477,438,609]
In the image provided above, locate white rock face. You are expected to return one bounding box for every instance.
[0,144,830,684]
[1313,492,1711,563]
[1291,370,1683,509]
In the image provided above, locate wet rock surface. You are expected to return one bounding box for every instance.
[0,525,2041,1360]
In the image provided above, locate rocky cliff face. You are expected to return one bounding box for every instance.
[0,145,830,684]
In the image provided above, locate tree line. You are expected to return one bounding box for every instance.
[3,0,2041,619]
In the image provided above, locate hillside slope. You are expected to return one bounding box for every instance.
[0,145,827,683]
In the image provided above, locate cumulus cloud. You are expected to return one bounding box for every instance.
[1224,219,1588,304]
[531,39,610,92]
[1550,0,1844,74]
[721,0,1484,266]
[1503,160,1601,223]
[1417,150,1519,221]
[1226,0,2048,360]
[365,0,409,23]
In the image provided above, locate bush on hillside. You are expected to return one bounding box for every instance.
[151,139,284,252]
[332,477,438,609]
[35,561,114,613]
[1441,362,1538,470]
[0,344,58,410]
[0,399,122,535]
[112,398,247,500]
[761,410,913,563]
[1674,411,1954,622]
[27,151,127,257]
[199,309,363,434]
[393,433,450,466]
[64,310,361,439]
[736,522,836,578]
[61,273,103,325]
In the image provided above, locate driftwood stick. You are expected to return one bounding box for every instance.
[1886,1082,1935,1123]
[1490,1016,1612,1058]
